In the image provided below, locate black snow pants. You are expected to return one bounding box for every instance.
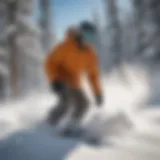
[48,83,88,125]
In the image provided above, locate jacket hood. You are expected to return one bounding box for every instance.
[65,27,79,41]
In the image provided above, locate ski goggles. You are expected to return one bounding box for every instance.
[82,31,96,45]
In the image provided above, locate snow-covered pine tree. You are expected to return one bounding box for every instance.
[5,0,44,98]
[16,0,44,96]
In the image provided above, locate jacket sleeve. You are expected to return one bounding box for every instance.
[44,44,63,82]
[87,49,102,95]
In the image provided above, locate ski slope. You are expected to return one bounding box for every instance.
[0,65,160,160]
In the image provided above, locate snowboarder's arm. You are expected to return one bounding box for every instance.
[87,50,102,97]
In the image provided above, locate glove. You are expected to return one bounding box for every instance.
[95,94,103,106]
[51,81,64,94]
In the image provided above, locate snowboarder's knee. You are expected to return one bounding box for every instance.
[73,89,88,107]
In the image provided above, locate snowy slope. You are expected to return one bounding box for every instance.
[0,65,160,160]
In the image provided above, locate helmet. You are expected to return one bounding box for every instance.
[80,21,97,33]
[79,21,97,44]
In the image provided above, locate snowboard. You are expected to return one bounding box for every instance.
[55,127,104,146]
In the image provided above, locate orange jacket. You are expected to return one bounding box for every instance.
[44,31,101,95]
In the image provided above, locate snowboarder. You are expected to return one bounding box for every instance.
[44,21,103,133]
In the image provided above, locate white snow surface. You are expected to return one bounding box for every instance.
[0,64,160,160]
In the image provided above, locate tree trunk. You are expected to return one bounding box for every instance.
[132,0,145,56]
[7,0,19,97]
[40,0,52,53]
[105,0,122,67]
